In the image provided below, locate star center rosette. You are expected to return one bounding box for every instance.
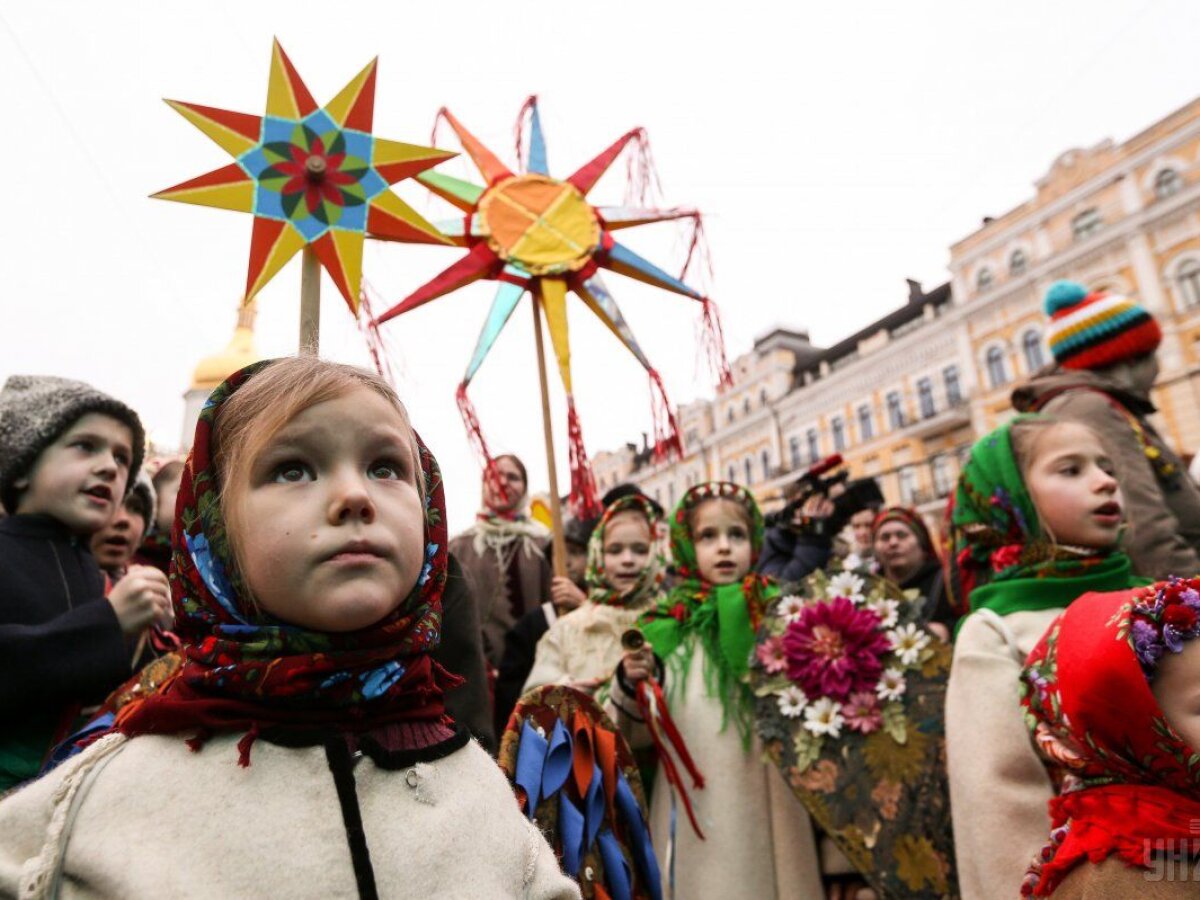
[751,564,958,899]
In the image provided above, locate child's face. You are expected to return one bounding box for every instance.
[90,497,147,570]
[692,498,753,585]
[565,541,588,585]
[155,468,183,534]
[233,387,425,632]
[16,413,133,534]
[1024,422,1123,549]
[1151,641,1200,754]
[602,511,652,595]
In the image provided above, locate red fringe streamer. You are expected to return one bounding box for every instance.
[679,212,715,289]
[429,106,450,147]
[513,94,538,173]
[699,298,734,391]
[456,382,507,504]
[647,370,683,461]
[623,127,663,207]
[357,282,398,387]
[566,398,602,520]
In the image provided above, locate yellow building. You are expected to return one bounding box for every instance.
[595,96,1200,523]
[181,304,263,447]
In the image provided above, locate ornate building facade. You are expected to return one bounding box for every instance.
[594,97,1200,518]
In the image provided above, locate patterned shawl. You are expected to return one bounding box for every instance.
[584,494,665,610]
[639,482,776,749]
[1020,584,1200,895]
[946,416,1138,619]
[114,361,459,759]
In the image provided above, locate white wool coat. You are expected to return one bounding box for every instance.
[0,732,579,900]
[946,608,1061,900]
[523,601,646,694]
[610,643,825,899]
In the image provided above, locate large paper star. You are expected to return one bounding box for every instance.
[374,98,718,515]
[153,39,454,313]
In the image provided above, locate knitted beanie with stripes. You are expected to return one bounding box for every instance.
[1043,280,1161,370]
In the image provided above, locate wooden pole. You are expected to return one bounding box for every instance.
[531,292,567,577]
[299,247,320,356]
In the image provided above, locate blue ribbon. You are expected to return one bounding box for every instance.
[43,712,116,773]
[514,720,548,819]
[542,719,573,799]
[614,772,662,900]
[558,791,586,876]
[597,829,633,900]
[583,761,605,849]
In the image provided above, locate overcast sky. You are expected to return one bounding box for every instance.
[1,1,1196,532]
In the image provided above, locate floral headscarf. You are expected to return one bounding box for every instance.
[114,361,459,760]
[946,416,1139,619]
[871,506,936,559]
[639,482,776,749]
[584,495,664,609]
[1019,583,1200,895]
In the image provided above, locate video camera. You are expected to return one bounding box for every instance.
[768,454,884,539]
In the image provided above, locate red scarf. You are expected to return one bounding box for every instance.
[114,361,460,762]
[1021,586,1200,895]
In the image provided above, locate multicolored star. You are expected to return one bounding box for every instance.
[153,40,454,313]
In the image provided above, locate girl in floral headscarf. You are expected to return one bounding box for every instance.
[1019,581,1200,897]
[609,482,825,899]
[522,494,665,694]
[944,414,1147,900]
[0,358,576,900]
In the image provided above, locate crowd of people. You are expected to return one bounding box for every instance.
[2,280,1200,898]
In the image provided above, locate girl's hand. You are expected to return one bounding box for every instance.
[621,646,655,685]
[550,576,586,613]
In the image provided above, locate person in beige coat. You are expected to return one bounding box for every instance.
[944,416,1146,900]
[524,495,665,696]
[0,359,577,900]
[1012,280,1200,581]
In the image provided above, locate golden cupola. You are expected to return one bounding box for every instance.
[190,304,263,391]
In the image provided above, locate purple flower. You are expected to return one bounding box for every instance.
[1164,624,1185,654]
[1131,618,1164,670]
[783,596,890,703]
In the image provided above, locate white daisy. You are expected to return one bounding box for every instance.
[842,552,864,572]
[827,572,866,604]
[803,697,845,738]
[876,667,907,702]
[777,685,809,718]
[777,594,807,622]
[887,623,931,666]
[867,597,900,629]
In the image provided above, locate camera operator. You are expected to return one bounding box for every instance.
[758,456,883,584]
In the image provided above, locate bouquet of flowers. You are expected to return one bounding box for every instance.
[751,565,957,899]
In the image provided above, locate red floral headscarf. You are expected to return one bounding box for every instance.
[1019,584,1200,895]
[114,360,460,760]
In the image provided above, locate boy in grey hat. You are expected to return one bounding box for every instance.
[0,375,172,791]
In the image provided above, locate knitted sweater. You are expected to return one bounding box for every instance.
[0,731,579,899]
[522,601,646,694]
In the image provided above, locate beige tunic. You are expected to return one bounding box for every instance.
[0,733,578,899]
[946,608,1062,900]
[610,643,825,899]
[523,600,649,694]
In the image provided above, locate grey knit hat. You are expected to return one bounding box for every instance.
[125,468,158,532]
[0,375,146,513]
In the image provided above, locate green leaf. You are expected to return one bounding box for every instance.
[754,676,792,697]
[793,729,822,772]
[882,703,908,744]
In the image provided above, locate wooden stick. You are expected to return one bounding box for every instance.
[531,292,567,578]
[299,246,320,356]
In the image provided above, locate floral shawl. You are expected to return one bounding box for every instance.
[639,482,776,749]
[947,416,1140,619]
[113,361,459,760]
[584,494,665,610]
[1020,583,1200,895]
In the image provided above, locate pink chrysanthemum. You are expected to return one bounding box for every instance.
[843,691,883,734]
[783,596,889,703]
[756,636,787,674]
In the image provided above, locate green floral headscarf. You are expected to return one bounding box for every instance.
[584,494,665,610]
[639,482,776,750]
[947,415,1142,619]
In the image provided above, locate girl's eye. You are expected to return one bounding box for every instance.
[369,460,403,480]
[271,462,314,484]
[631,544,650,555]
[729,527,748,540]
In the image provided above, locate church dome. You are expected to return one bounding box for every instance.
[190,305,262,391]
